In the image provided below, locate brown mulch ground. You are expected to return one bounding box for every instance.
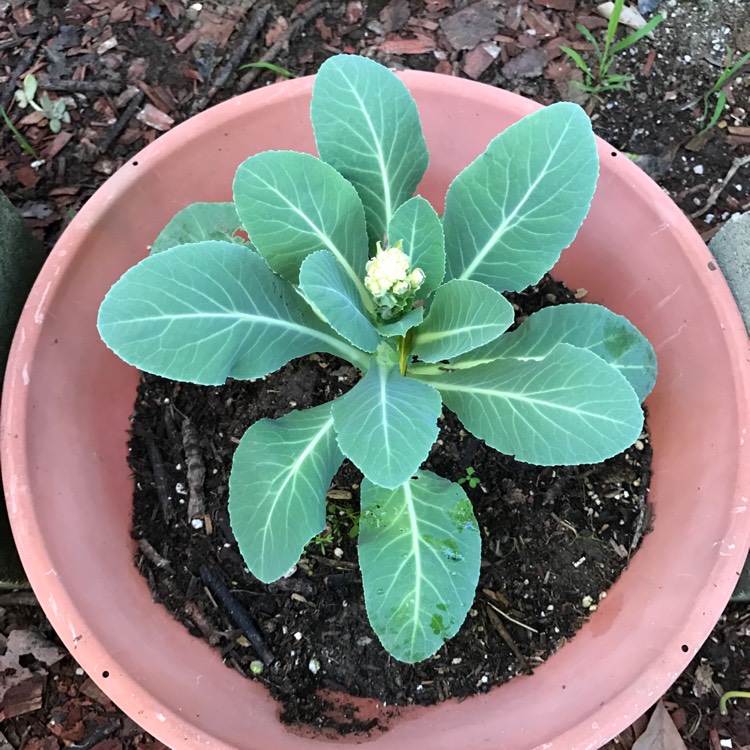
[1,0,748,748]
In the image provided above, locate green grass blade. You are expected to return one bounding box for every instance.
[237,61,295,78]
[559,46,592,76]
[0,106,39,159]
[605,0,624,51]
[700,91,727,134]
[576,24,601,54]
[611,14,664,54]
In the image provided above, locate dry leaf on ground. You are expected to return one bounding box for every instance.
[631,701,689,750]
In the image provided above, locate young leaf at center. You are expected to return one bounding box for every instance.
[331,359,442,489]
[299,250,380,352]
[359,471,481,663]
[229,403,343,583]
[411,279,514,362]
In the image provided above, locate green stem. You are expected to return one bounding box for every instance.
[399,329,413,376]
[719,691,750,716]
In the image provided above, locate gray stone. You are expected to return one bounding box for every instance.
[440,2,497,51]
[0,191,46,589]
[709,212,750,602]
[708,211,750,332]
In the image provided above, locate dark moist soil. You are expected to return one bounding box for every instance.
[128,274,652,733]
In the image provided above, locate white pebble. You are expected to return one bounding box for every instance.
[191,518,203,530]
[308,658,321,674]
[582,595,594,608]
[294,632,302,641]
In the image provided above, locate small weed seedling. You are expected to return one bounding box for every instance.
[14,74,71,134]
[699,49,750,134]
[458,467,481,489]
[99,55,657,663]
[237,61,295,79]
[560,0,663,95]
[0,105,40,159]
[719,690,750,715]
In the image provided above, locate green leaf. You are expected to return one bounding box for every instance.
[417,343,643,465]
[412,280,514,363]
[359,471,480,663]
[23,74,37,103]
[98,240,368,385]
[442,102,599,293]
[311,55,429,244]
[229,403,343,583]
[233,150,369,294]
[387,196,445,298]
[299,250,380,353]
[559,46,592,77]
[331,361,442,489]
[610,14,664,54]
[377,307,424,338]
[450,303,657,401]
[151,202,243,254]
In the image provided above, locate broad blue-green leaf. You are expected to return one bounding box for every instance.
[417,343,642,465]
[233,150,369,294]
[311,55,429,244]
[388,197,445,297]
[98,240,368,385]
[377,307,424,338]
[331,361,442,489]
[151,202,242,254]
[229,403,343,583]
[442,102,599,292]
[299,251,380,353]
[412,280,514,363]
[451,303,657,401]
[359,471,480,663]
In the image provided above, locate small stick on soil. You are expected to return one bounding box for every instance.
[98,90,145,153]
[485,605,532,674]
[236,1,326,93]
[200,565,275,665]
[484,598,539,634]
[0,23,51,111]
[40,79,121,94]
[189,2,272,115]
[146,439,172,522]
[690,154,750,219]
[67,719,121,750]
[181,417,207,524]
[184,600,220,645]
[137,538,173,571]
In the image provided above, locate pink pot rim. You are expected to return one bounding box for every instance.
[2,71,749,750]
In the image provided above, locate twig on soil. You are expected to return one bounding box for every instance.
[0,23,51,111]
[484,598,539,634]
[98,90,145,153]
[67,719,121,750]
[146,440,172,522]
[236,1,326,93]
[484,605,532,674]
[189,2,272,115]
[690,154,750,219]
[184,600,221,645]
[39,79,121,94]
[137,538,173,571]
[199,565,275,665]
[181,417,207,524]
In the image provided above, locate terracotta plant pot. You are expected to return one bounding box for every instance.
[3,73,749,750]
